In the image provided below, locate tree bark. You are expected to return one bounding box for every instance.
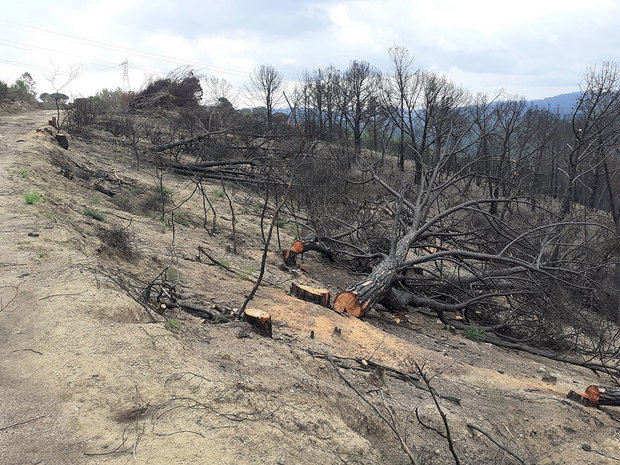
[333,257,401,317]
[290,283,330,307]
[243,308,272,337]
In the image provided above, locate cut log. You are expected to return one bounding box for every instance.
[567,390,597,407]
[93,183,116,197]
[290,283,330,307]
[334,257,401,317]
[584,385,620,406]
[281,237,334,267]
[333,290,368,317]
[568,386,620,407]
[243,308,272,337]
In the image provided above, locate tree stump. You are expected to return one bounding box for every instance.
[243,308,272,337]
[55,133,69,150]
[290,283,330,307]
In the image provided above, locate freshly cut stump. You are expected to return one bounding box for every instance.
[243,308,272,337]
[290,283,330,307]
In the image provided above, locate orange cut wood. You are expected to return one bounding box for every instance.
[584,385,620,406]
[243,308,272,337]
[333,291,367,318]
[291,240,305,253]
[290,283,330,307]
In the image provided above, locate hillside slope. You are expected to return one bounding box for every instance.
[0,107,618,465]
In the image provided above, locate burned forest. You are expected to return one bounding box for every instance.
[1,49,619,465]
[87,60,620,374]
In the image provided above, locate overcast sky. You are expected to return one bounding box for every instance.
[1,0,619,101]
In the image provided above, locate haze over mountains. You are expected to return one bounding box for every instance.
[527,91,580,115]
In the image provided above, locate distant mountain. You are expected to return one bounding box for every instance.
[527,91,580,116]
[272,92,583,119]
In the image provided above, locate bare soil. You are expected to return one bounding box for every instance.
[0,106,618,465]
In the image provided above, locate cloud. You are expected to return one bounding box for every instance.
[0,0,618,99]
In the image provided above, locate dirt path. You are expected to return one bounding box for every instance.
[0,108,618,465]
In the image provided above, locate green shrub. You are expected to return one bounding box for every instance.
[164,319,183,331]
[165,267,179,282]
[24,193,41,204]
[0,80,8,100]
[464,324,485,342]
[174,211,191,227]
[84,208,105,221]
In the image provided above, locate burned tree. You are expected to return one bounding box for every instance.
[246,65,284,129]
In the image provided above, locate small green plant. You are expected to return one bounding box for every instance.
[174,211,191,227]
[19,170,28,178]
[212,189,224,198]
[238,264,256,280]
[84,208,105,221]
[24,193,41,204]
[38,253,47,259]
[464,324,486,342]
[164,319,182,331]
[165,267,179,282]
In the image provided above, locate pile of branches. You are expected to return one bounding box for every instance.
[130,69,203,111]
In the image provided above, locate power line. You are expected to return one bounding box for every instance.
[0,38,121,67]
[0,18,250,77]
[0,57,57,73]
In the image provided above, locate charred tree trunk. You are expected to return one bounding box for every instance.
[569,385,620,407]
[281,238,334,267]
[585,385,620,406]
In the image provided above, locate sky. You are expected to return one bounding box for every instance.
[0,0,619,102]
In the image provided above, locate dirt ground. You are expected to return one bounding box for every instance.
[0,106,619,465]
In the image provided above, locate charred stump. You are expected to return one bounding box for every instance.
[55,133,69,150]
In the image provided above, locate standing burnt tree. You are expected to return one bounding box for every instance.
[246,65,284,129]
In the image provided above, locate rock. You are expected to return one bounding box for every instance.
[581,444,591,452]
[542,375,557,384]
[27,232,39,237]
